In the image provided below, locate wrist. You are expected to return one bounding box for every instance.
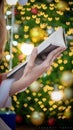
[10,77,27,96]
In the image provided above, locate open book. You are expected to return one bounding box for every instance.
[7,27,66,80]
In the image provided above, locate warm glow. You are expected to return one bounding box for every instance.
[6,11,12,15]
[13,41,18,46]
[20,43,34,55]
[51,91,63,101]
[6,0,18,5]
[6,25,11,30]
[6,55,11,61]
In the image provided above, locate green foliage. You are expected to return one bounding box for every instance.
[0,0,73,125]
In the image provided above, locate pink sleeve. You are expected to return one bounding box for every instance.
[0,78,15,108]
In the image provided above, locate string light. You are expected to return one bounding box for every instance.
[6,54,11,61]
[51,90,63,101]
[13,41,18,46]
[51,84,64,101]
[6,0,18,5]
[3,0,73,123]
[6,11,12,15]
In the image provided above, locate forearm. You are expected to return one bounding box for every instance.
[9,66,45,96]
[9,47,66,96]
[9,77,27,96]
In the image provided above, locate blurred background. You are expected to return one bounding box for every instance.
[0,0,73,129]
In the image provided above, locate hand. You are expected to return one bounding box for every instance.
[10,46,66,95]
[21,46,66,85]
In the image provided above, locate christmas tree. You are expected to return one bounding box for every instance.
[0,0,73,127]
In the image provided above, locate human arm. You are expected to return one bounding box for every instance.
[0,46,65,108]
[9,46,66,96]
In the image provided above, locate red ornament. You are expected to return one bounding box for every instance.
[31,7,38,15]
[18,54,24,61]
[48,118,56,126]
[16,115,23,124]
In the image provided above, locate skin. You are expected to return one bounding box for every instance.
[0,0,66,98]
[9,47,66,96]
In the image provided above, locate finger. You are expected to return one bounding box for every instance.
[46,47,66,67]
[28,47,38,65]
[38,47,65,70]
[47,47,65,61]
[24,47,38,75]
[49,52,62,65]
[27,47,65,78]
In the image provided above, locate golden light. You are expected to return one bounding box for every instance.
[51,90,63,101]
[20,43,34,55]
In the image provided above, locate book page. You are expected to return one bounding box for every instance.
[35,44,59,64]
[7,27,66,78]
